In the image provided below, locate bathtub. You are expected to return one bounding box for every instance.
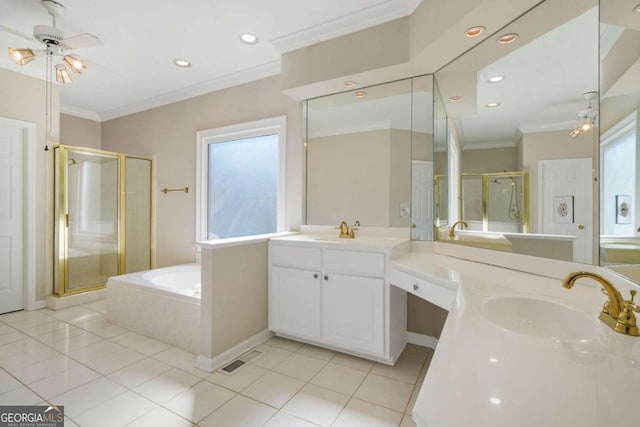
[107,264,200,353]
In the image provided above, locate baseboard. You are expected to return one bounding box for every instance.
[46,289,106,311]
[26,300,47,311]
[407,331,438,349]
[196,329,274,372]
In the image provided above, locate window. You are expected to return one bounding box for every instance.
[196,116,286,241]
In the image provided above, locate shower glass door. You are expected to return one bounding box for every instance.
[54,146,120,295]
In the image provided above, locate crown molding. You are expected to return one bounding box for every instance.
[271,0,423,54]
[99,61,282,122]
[518,121,576,134]
[308,120,392,139]
[462,140,515,150]
[60,104,101,122]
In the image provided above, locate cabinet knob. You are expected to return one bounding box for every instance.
[578,225,585,230]
[413,283,419,291]
[324,275,329,281]
[313,273,318,279]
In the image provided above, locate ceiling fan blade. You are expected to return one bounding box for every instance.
[61,33,101,49]
[0,24,36,42]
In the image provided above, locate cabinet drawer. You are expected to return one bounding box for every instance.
[323,249,385,277]
[388,268,455,311]
[271,244,322,269]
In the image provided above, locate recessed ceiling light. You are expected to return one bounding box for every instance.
[449,95,463,102]
[240,33,259,44]
[497,33,518,44]
[465,26,485,38]
[490,397,502,405]
[488,75,504,83]
[174,59,191,68]
[344,81,357,88]
[634,3,640,12]
[354,91,367,98]
[486,102,500,108]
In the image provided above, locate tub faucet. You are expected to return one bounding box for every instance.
[562,271,639,337]
[448,220,468,238]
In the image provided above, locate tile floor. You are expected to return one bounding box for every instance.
[0,301,433,426]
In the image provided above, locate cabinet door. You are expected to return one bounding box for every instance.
[322,274,384,354]
[270,267,322,340]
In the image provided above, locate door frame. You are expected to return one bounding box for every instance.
[0,116,38,310]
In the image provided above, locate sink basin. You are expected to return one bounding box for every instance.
[482,295,598,342]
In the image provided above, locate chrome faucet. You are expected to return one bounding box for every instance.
[448,220,468,238]
[562,271,639,337]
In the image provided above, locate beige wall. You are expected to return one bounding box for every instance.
[200,242,269,358]
[519,130,595,232]
[389,129,412,227]
[407,295,448,337]
[461,146,518,173]
[307,130,392,226]
[102,75,303,267]
[0,68,59,302]
[60,114,102,149]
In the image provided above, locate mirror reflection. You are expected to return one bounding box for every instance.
[599,0,640,284]
[435,0,598,262]
[305,76,434,239]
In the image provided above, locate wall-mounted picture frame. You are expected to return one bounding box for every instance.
[616,195,632,224]
[553,195,574,224]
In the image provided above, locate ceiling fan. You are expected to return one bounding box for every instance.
[569,91,598,138]
[3,0,101,84]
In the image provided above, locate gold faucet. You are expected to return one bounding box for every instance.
[562,271,639,337]
[335,221,355,238]
[448,220,468,238]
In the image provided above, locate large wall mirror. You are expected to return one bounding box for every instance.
[599,0,640,285]
[305,76,434,239]
[435,0,598,263]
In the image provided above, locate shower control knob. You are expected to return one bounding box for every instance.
[413,284,419,291]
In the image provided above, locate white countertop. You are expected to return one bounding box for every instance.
[391,251,640,427]
[270,233,410,251]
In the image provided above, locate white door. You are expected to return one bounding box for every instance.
[539,158,593,263]
[270,266,322,340]
[322,273,384,355]
[411,161,434,240]
[0,123,24,314]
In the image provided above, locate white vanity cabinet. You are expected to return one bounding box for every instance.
[269,237,407,364]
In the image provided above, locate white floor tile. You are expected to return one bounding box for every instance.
[263,411,319,427]
[11,319,61,335]
[130,338,170,356]
[272,353,327,382]
[354,374,414,412]
[73,391,156,427]
[10,352,81,384]
[295,344,336,361]
[0,310,52,324]
[0,386,43,405]
[51,331,104,354]
[46,306,98,323]
[85,347,146,375]
[207,364,268,392]
[331,352,375,372]
[398,344,432,364]
[110,331,150,347]
[282,383,349,426]
[332,398,403,427]
[64,416,80,427]
[68,312,108,329]
[242,371,304,408]
[133,368,201,404]
[199,395,277,427]
[417,355,432,386]
[107,357,173,389]
[0,369,22,394]
[153,347,208,378]
[0,330,28,346]
[87,323,128,339]
[0,323,14,335]
[405,384,420,415]
[67,339,124,363]
[0,344,58,371]
[370,358,424,384]
[83,300,108,314]
[263,337,305,352]
[51,377,127,417]
[28,364,101,399]
[251,345,293,370]
[32,324,85,345]
[127,406,193,427]
[163,381,235,423]
[310,362,368,395]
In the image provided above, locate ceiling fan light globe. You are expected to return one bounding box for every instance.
[63,55,86,74]
[581,122,593,132]
[55,64,73,84]
[8,48,36,66]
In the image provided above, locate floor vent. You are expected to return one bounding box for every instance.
[219,349,263,375]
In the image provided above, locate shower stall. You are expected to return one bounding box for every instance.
[460,172,529,233]
[53,145,154,296]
